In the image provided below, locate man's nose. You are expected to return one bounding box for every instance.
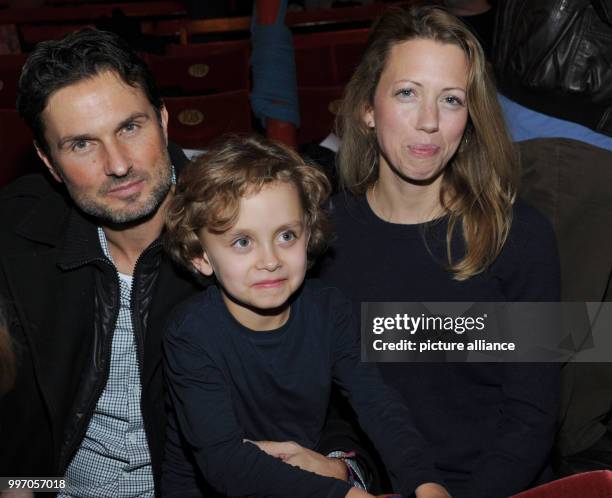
[103,139,132,176]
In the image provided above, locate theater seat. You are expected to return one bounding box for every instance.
[163,91,252,150]
[145,43,250,96]
[294,28,369,87]
[0,54,27,108]
[510,471,612,498]
[0,109,41,187]
[297,86,343,145]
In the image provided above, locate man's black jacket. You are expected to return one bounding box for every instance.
[0,144,201,495]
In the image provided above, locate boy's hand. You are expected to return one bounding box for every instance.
[246,440,348,481]
[414,482,451,498]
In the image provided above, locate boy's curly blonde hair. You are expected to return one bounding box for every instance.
[165,134,332,274]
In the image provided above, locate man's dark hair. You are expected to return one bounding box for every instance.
[17,28,164,155]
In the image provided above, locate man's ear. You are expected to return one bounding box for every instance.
[160,105,169,145]
[191,250,214,277]
[34,141,62,183]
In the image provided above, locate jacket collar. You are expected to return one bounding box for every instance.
[14,186,107,269]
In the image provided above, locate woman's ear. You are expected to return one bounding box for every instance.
[191,251,214,276]
[363,105,375,129]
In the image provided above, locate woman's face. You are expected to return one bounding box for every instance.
[365,38,469,186]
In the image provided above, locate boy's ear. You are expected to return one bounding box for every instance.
[191,251,214,277]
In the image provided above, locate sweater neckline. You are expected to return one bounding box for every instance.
[353,194,450,240]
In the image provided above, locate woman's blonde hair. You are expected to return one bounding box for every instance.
[337,4,518,280]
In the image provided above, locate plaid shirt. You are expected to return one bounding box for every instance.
[58,228,154,498]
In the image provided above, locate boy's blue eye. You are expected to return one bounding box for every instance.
[232,237,251,249]
[278,230,296,243]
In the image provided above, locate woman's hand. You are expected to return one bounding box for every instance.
[246,440,348,481]
[414,482,451,498]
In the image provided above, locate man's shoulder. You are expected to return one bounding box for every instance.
[1,173,58,199]
[0,174,68,216]
[0,174,71,244]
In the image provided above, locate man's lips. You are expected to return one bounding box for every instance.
[252,278,287,289]
[408,144,440,157]
[105,179,144,197]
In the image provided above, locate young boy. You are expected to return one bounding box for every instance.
[162,135,449,498]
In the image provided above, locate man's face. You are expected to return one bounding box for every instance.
[38,70,172,224]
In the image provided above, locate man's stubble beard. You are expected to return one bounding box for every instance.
[64,156,173,226]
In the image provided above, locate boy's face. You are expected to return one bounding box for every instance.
[192,181,309,331]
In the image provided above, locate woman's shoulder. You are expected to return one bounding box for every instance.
[328,191,366,221]
[511,199,554,235]
[504,199,557,258]
[492,199,560,300]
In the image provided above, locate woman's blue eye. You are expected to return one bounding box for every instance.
[396,88,414,98]
[444,95,464,106]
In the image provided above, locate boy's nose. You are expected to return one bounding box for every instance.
[257,245,281,271]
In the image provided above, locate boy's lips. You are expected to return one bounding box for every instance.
[252,278,287,289]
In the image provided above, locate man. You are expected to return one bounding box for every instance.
[0,29,200,496]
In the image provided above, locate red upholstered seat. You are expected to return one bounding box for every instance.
[145,42,250,96]
[511,471,612,498]
[0,109,42,187]
[0,54,27,108]
[164,91,252,150]
[293,28,369,87]
[297,86,343,145]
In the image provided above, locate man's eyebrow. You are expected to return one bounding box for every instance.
[56,112,151,150]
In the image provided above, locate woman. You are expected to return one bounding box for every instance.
[318,5,560,498]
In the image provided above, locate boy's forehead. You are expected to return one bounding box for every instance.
[208,181,305,233]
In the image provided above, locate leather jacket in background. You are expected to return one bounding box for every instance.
[492,0,612,137]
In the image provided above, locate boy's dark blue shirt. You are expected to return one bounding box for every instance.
[162,280,441,497]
